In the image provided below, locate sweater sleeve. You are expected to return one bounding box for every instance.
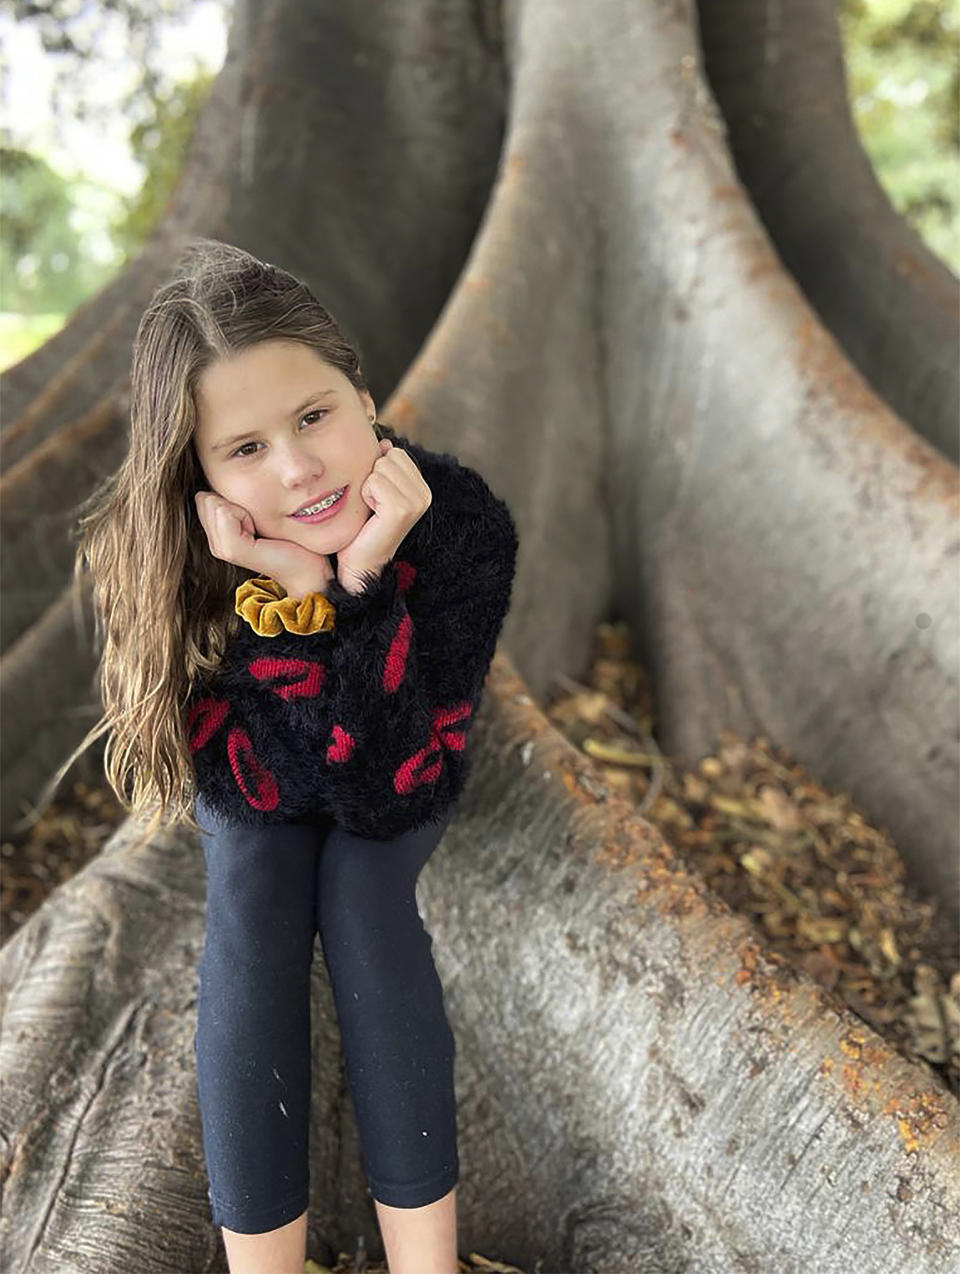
[315,484,518,839]
[184,628,337,826]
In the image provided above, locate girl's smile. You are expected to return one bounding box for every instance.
[288,484,350,523]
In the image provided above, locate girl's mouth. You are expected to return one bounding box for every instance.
[289,485,349,523]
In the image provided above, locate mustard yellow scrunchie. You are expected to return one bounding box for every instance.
[235,575,337,636]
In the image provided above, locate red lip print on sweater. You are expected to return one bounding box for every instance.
[227,723,280,811]
[186,697,230,751]
[186,695,281,812]
[392,701,472,794]
[326,723,355,763]
[247,655,326,700]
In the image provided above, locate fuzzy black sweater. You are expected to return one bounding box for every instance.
[184,433,519,838]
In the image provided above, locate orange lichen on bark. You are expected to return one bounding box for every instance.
[885,1090,953,1154]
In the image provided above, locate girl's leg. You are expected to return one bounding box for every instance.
[316,807,460,1269]
[193,794,319,1254]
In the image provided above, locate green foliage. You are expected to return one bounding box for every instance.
[111,68,216,258]
[0,62,214,368]
[0,144,115,315]
[839,0,960,270]
[0,0,222,370]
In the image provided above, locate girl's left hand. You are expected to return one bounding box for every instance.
[335,438,432,593]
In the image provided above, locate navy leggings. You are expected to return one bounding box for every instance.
[193,793,460,1233]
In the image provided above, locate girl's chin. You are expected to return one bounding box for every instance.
[287,518,356,552]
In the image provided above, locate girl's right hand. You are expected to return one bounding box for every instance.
[194,490,336,597]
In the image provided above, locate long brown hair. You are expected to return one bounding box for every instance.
[41,237,390,844]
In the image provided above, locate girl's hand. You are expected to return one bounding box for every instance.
[194,490,335,598]
[336,439,432,594]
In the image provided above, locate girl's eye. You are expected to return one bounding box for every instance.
[230,409,328,458]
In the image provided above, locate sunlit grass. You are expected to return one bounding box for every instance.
[0,312,66,374]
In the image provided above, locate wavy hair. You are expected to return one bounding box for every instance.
[41,237,392,845]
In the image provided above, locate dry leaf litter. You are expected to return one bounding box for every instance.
[543,622,958,1101]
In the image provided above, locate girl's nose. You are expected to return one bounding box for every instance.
[278,448,326,485]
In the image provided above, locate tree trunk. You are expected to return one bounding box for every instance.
[1,0,957,1270]
[697,0,959,464]
[2,662,957,1272]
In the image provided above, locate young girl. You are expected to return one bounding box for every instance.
[59,237,519,1272]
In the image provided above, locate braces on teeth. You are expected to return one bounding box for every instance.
[296,488,344,515]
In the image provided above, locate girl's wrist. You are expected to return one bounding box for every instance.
[335,558,391,596]
[274,575,333,601]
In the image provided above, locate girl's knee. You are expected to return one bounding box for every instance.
[200,824,320,964]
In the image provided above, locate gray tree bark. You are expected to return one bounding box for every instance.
[1,1,957,1271]
[697,0,959,464]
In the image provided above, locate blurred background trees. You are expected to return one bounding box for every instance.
[0,0,956,372]
[0,0,230,366]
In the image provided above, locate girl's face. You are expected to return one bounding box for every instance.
[192,339,379,555]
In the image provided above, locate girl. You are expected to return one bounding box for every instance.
[57,238,519,1273]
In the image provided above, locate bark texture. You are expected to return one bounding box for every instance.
[698,0,959,463]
